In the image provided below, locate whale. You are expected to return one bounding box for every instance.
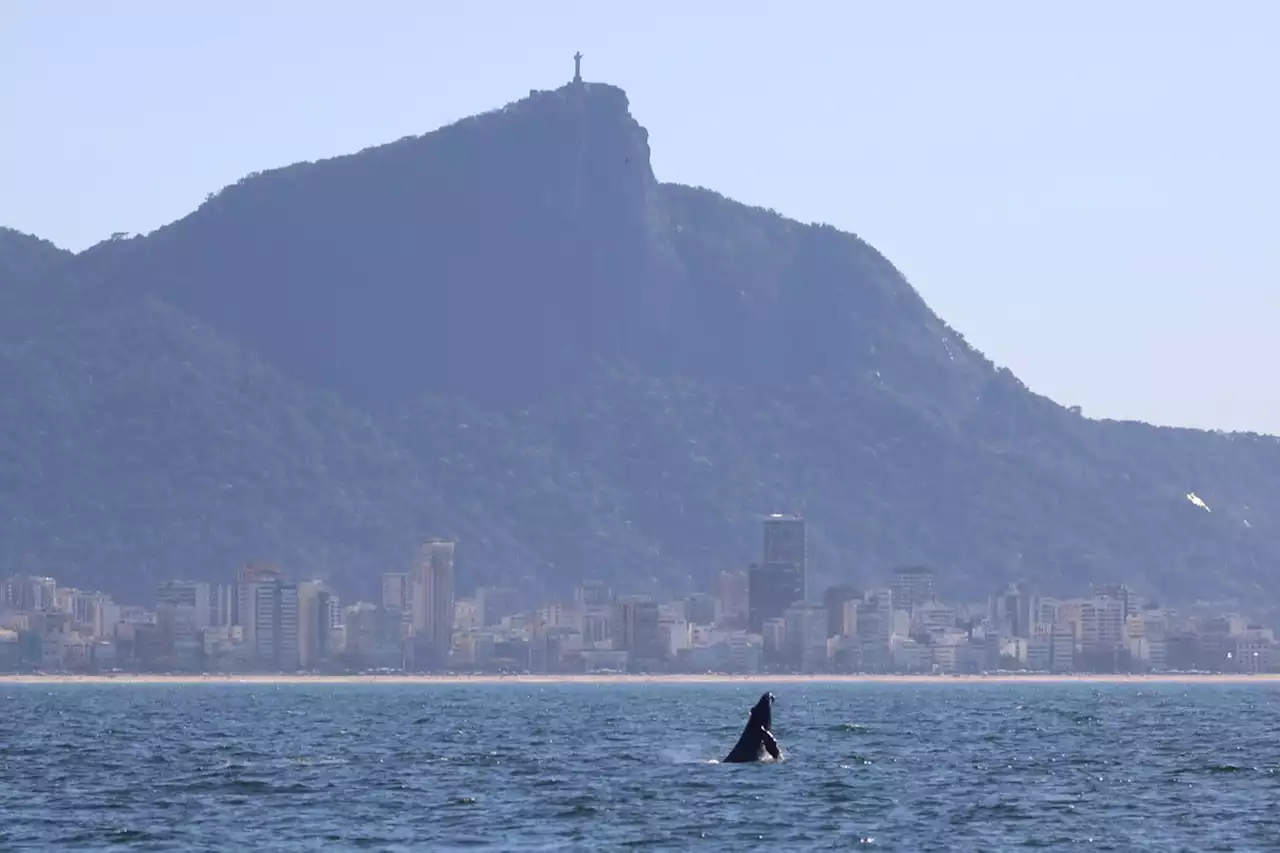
[723,691,782,763]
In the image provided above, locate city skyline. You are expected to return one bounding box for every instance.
[2,514,1274,677]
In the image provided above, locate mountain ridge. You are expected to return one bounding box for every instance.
[2,80,1277,613]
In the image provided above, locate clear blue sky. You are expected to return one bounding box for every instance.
[4,1,1277,433]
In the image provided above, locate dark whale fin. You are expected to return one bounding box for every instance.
[723,692,782,763]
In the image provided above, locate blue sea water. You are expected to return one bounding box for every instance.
[2,682,1279,851]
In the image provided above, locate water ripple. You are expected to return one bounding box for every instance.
[2,683,1280,850]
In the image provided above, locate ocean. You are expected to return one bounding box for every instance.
[2,681,1277,851]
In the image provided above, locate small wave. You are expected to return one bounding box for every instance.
[657,747,709,764]
[1168,763,1254,777]
[555,803,599,818]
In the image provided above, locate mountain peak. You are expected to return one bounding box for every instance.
[488,78,653,182]
[77,75,673,408]
[11,79,1278,610]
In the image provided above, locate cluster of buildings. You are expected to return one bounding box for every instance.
[1,516,1274,675]
[0,540,457,675]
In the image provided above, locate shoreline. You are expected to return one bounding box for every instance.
[1,672,1278,686]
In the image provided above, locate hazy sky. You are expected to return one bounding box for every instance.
[4,1,1277,433]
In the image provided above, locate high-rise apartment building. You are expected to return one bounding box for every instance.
[574,581,612,609]
[823,584,860,637]
[611,595,663,669]
[748,514,807,632]
[235,563,282,640]
[234,564,300,671]
[783,602,829,673]
[298,580,336,670]
[1,575,57,612]
[749,562,804,633]
[992,581,1036,639]
[251,581,300,671]
[71,590,118,638]
[210,583,234,628]
[157,580,212,628]
[714,570,749,627]
[890,566,936,614]
[763,513,807,574]
[1091,584,1135,621]
[411,539,455,667]
[382,572,410,615]
[684,593,718,627]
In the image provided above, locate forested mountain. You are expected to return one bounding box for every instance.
[3,80,1277,610]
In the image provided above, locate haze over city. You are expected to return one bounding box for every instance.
[7,7,1280,850]
[5,0,1279,432]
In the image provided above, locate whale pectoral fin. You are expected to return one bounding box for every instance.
[762,728,781,760]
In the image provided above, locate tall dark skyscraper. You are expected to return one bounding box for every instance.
[763,513,807,574]
[993,581,1035,640]
[748,514,807,633]
[411,539,455,667]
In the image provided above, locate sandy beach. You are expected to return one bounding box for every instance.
[1,672,1277,686]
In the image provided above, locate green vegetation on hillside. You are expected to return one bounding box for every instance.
[2,83,1278,611]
